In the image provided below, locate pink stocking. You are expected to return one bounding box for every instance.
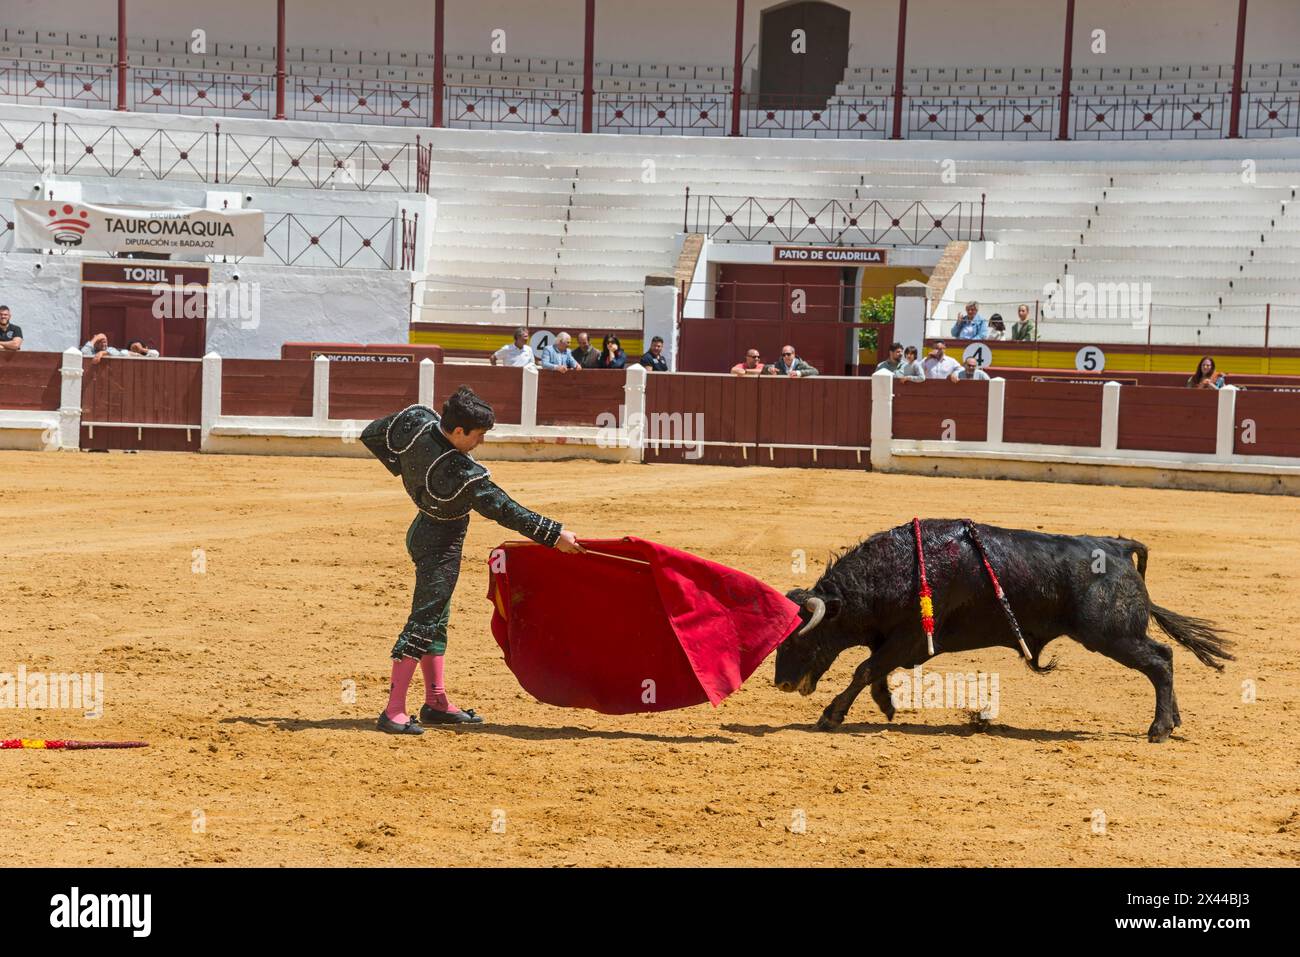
[384,657,419,723]
[420,654,456,713]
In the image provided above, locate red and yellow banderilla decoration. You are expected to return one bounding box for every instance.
[913,518,937,656]
[2,739,148,750]
[911,517,1033,661]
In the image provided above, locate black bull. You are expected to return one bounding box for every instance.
[774,520,1234,742]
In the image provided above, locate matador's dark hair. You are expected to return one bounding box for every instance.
[441,385,495,433]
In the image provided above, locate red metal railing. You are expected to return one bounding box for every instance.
[445,86,580,131]
[689,194,985,245]
[3,57,1299,141]
[132,67,273,118]
[0,115,431,193]
[401,209,418,270]
[0,60,113,109]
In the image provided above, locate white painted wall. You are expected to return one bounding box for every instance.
[7,0,1298,70]
[203,261,410,357]
[0,253,409,357]
[0,255,81,351]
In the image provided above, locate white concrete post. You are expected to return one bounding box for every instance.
[986,376,1006,446]
[200,351,222,449]
[312,354,330,423]
[893,280,928,355]
[642,278,680,371]
[623,362,648,463]
[870,369,895,471]
[520,364,539,432]
[1215,384,1239,459]
[1100,381,1122,452]
[418,357,435,408]
[57,347,83,451]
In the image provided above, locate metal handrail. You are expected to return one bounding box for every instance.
[687,193,985,245]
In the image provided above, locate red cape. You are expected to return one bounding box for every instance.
[487,537,802,714]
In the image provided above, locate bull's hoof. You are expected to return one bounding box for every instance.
[871,690,896,721]
[1147,723,1173,743]
[816,710,843,732]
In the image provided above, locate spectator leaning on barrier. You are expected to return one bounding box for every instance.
[1187,356,1226,390]
[877,342,907,375]
[986,313,1006,341]
[638,336,668,372]
[900,345,926,381]
[922,341,961,380]
[951,301,987,340]
[879,343,925,382]
[595,334,628,369]
[878,343,930,382]
[81,332,126,365]
[770,345,818,378]
[127,340,160,358]
[1011,304,1035,342]
[489,327,535,368]
[731,348,766,376]
[570,332,600,369]
[539,332,581,373]
[0,306,22,351]
[955,355,990,381]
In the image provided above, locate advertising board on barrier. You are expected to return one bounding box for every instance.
[309,352,413,363]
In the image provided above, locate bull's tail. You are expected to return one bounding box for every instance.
[1023,646,1059,675]
[1150,604,1235,671]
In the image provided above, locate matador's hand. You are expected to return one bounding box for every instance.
[554,530,586,554]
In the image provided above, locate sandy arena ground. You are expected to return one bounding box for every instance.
[1,450,1297,867]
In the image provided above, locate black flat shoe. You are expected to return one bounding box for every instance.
[419,704,485,726]
[376,712,424,735]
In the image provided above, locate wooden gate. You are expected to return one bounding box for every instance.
[80,357,203,452]
[643,371,871,469]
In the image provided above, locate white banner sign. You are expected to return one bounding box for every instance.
[15,200,265,256]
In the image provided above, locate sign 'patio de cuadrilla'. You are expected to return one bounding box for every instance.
[15,200,265,257]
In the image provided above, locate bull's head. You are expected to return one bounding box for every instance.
[774,587,846,696]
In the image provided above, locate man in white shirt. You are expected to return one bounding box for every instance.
[922,341,961,380]
[489,327,535,367]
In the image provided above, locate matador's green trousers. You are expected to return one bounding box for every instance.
[390,512,468,659]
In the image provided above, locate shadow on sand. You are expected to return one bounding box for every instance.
[219,715,736,745]
[721,720,1126,742]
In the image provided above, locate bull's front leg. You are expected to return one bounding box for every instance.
[817,641,915,731]
[817,658,872,730]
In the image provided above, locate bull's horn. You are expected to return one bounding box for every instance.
[797,596,826,636]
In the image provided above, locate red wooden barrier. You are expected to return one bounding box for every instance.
[645,373,758,466]
[892,380,989,442]
[1003,380,1103,447]
[328,362,420,421]
[1234,391,1300,458]
[535,369,624,427]
[0,351,62,411]
[80,357,202,451]
[642,373,871,469]
[1117,386,1218,454]
[433,366,524,425]
[995,365,1300,391]
[755,376,872,468]
[221,358,314,417]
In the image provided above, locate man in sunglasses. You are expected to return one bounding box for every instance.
[730,348,768,376]
[769,345,818,378]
